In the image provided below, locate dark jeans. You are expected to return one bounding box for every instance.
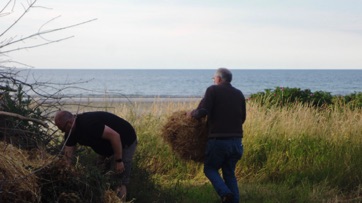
[204,138,243,203]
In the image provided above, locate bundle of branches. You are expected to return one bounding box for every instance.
[36,160,83,203]
[0,142,44,202]
[36,158,110,203]
[161,110,208,163]
[0,140,122,202]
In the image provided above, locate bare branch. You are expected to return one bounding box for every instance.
[0,0,37,38]
[0,35,74,54]
[0,0,13,14]
[0,18,97,51]
[0,0,97,54]
[0,110,48,127]
[38,15,62,42]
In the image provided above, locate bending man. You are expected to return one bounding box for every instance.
[54,110,137,201]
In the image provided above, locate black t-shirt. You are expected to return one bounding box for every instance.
[65,111,137,157]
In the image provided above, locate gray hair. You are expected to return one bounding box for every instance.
[215,68,232,83]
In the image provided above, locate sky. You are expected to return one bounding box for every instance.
[1,0,362,69]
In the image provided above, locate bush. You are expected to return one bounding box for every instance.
[333,92,362,110]
[0,83,51,150]
[249,87,360,109]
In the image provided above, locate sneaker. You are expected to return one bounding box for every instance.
[221,193,233,203]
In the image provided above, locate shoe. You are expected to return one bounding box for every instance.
[221,193,233,203]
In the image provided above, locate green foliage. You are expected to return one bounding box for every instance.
[333,92,362,110]
[0,83,50,149]
[249,87,361,109]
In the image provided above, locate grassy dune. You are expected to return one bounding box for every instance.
[62,98,362,202]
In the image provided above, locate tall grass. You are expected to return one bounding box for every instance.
[72,99,361,202]
[242,102,362,190]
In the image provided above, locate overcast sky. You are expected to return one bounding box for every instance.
[2,0,362,69]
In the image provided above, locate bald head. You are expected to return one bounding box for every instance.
[54,111,74,132]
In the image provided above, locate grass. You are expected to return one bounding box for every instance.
[60,98,362,202]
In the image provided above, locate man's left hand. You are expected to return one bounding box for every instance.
[115,161,125,173]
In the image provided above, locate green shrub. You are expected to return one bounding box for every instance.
[0,84,50,149]
[333,92,362,110]
[249,87,360,109]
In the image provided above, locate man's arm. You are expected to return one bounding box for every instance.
[190,98,208,119]
[189,86,214,119]
[102,125,124,173]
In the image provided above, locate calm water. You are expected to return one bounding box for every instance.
[18,69,362,98]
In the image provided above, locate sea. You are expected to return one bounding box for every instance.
[17,69,362,99]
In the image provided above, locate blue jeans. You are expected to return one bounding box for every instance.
[204,138,243,203]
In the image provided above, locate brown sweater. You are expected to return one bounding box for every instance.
[191,83,246,138]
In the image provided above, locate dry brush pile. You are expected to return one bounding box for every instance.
[161,110,208,163]
[0,143,41,202]
[0,141,122,203]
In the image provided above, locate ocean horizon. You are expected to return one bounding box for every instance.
[18,69,362,99]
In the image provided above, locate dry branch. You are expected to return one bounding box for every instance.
[0,110,48,127]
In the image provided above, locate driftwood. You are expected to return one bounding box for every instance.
[0,111,48,127]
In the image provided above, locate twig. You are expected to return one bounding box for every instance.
[0,0,37,38]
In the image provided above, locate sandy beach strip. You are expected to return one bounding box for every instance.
[36,96,201,104]
[65,97,201,103]
[44,96,201,114]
